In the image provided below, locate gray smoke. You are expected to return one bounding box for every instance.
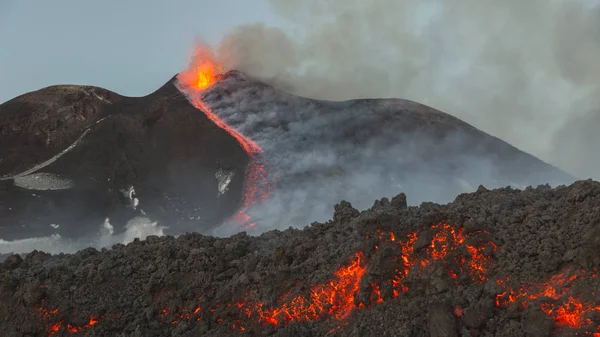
[213,0,600,179]
[179,72,572,235]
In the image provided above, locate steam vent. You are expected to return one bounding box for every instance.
[2,60,598,336]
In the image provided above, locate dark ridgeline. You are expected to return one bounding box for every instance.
[0,77,248,240]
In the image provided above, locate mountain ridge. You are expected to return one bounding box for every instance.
[0,71,574,242]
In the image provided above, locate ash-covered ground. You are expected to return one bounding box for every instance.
[2,179,600,337]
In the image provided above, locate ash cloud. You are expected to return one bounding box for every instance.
[215,0,600,180]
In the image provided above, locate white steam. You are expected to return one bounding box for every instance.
[213,0,600,179]
[0,217,166,255]
[181,72,571,236]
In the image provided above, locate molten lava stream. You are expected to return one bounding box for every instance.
[495,269,600,333]
[189,96,270,228]
[178,44,272,229]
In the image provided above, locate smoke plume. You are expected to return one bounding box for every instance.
[179,71,571,235]
[213,0,600,179]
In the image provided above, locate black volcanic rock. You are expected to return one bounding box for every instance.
[0,77,248,240]
[189,71,574,231]
[0,84,121,176]
[0,181,599,336]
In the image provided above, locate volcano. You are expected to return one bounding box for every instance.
[0,70,572,244]
[0,77,249,243]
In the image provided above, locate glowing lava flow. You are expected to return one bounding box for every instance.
[35,304,101,336]
[153,222,497,331]
[496,269,600,333]
[179,45,271,228]
[155,252,366,331]
[188,97,271,228]
[253,252,367,325]
[369,223,497,297]
[30,223,600,335]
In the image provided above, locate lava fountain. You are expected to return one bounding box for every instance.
[177,44,272,229]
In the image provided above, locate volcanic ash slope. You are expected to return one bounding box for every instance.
[0,79,249,242]
[1,180,600,336]
[185,71,574,233]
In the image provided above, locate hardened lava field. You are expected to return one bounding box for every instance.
[2,180,600,336]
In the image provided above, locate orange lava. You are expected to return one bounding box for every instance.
[31,223,600,335]
[253,252,366,325]
[154,252,366,330]
[35,304,101,335]
[372,223,497,297]
[178,44,272,229]
[496,269,600,333]
[152,222,495,331]
[178,44,223,90]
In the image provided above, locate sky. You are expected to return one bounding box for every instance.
[0,0,277,102]
[1,0,600,179]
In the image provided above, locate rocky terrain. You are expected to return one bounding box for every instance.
[187,71,574,232]
[0,77,248,241]
[1,180,600,336]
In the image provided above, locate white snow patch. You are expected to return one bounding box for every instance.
[120,186,140,210]
[13,173,74,190]
[215,169,235,197]
[92,92,111,104]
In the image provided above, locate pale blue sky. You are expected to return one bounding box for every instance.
[0,0,277,103]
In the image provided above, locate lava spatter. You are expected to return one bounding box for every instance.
[177,44,223,91]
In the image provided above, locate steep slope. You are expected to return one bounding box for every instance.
[0,78,248,241]
[0,85,122,176]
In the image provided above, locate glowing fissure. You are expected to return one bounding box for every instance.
[368,223,497,300]
[189,96,271,228]
[30,222,600,335]
[496,269,600,333]
[35,304,100,336]
[154,252,365,331]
